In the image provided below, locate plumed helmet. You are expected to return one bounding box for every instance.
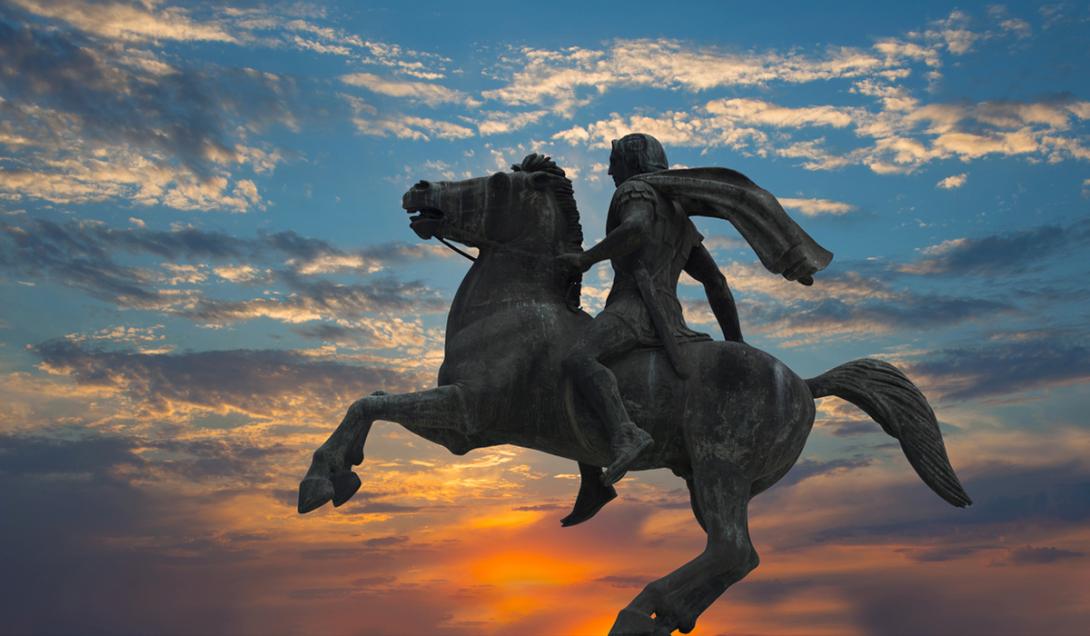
[611,133,669,176]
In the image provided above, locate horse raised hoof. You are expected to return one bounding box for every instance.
[298,476,334,514]
[608,608,662,636]
[331,471,362,507]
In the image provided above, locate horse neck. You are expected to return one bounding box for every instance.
[446,242,568,334]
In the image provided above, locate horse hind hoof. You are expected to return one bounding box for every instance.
[331,471,362,507]
[298,476,335,514]
[608,608,657,636]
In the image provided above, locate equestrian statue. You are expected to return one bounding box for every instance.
[297,134,971,636]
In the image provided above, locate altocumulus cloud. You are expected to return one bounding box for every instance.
[901,218,1090,277]
[910,331,1090,403]
[0,218,448,333]
[31,339,427,419]
[0,4,298,210]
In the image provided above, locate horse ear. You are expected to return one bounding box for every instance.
[528,171,552,190]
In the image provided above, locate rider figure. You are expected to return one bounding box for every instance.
[558,134,743,517]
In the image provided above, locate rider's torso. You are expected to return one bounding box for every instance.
[603,180,708,345]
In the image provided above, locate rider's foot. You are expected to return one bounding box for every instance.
[561,468,617,527]
[602,423,653,487]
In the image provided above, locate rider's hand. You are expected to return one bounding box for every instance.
[557,252,591,274]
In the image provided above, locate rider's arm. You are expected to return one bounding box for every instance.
[684,243,743,343]
[579,198,654,268]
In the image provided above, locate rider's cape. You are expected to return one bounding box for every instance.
[632,168,833,282]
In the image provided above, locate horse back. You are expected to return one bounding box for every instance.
[609,340,815,479]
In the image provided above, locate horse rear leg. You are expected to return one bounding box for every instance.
[610,462,757,635]
[298,385,473,513]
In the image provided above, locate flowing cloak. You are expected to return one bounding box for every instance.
[632,168,833,283]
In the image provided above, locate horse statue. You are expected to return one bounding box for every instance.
[298,154,971,635]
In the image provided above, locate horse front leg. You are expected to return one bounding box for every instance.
[298,384,473,513]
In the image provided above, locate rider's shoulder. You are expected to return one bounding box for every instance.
[611,178,658,205]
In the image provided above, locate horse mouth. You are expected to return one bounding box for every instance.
[405,207,444,239]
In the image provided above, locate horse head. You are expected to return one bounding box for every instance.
[401,153,583,260]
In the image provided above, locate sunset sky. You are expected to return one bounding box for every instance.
[2,1,1089,634]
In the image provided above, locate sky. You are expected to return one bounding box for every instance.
[1,0,1089,634]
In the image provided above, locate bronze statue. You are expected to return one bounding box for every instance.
[298,142,971,636]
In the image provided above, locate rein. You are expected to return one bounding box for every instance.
[433,236,584,311]
[437,237,478,262]
[433,236,560,263]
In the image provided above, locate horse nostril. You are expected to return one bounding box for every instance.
[414,180,431,190]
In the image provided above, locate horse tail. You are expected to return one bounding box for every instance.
[806,358,972,508]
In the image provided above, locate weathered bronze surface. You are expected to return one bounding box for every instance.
[298,137,970,636]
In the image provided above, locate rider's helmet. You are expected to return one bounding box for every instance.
[610,133,669,183]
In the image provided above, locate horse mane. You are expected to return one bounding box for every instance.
[511,153,585,309]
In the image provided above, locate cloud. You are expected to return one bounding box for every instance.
[31,339,425,419]
[740,293,1011,347]
[783,460,1090,554]
[559,92,1090,173]
[0,218,448,333]
[539,29,1090,175]
[10,0,235,43]
[485,38,908,115]
[341,73,476,107]
[926,9,981,55]
[683,261,1012,346]
[910,333,1090,402]
[552,109,766,150]
[704,98,857,128]
[936,172,968,189]
[482,12,1031,122]
[476,110,549,136]
[0,428,466,635]
[64,324,169,353]
[266,16,452,78]
[346,97,474,141]
[775,456,873,488]
[1004,545,1085,565]
[778,197,856,216]
[12,1,452,80]
[184,273,443,329]
[0,10,296,210]
[355,115,475,141]
[900,219,1090,276]
[2,419,1088,636]
[552,98,863,151]
[0,217,442,277]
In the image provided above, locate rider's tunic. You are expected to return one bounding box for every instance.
[602,179,711,347]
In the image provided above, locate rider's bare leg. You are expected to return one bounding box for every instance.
[562,313,654,487]
[298,385,472,513]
